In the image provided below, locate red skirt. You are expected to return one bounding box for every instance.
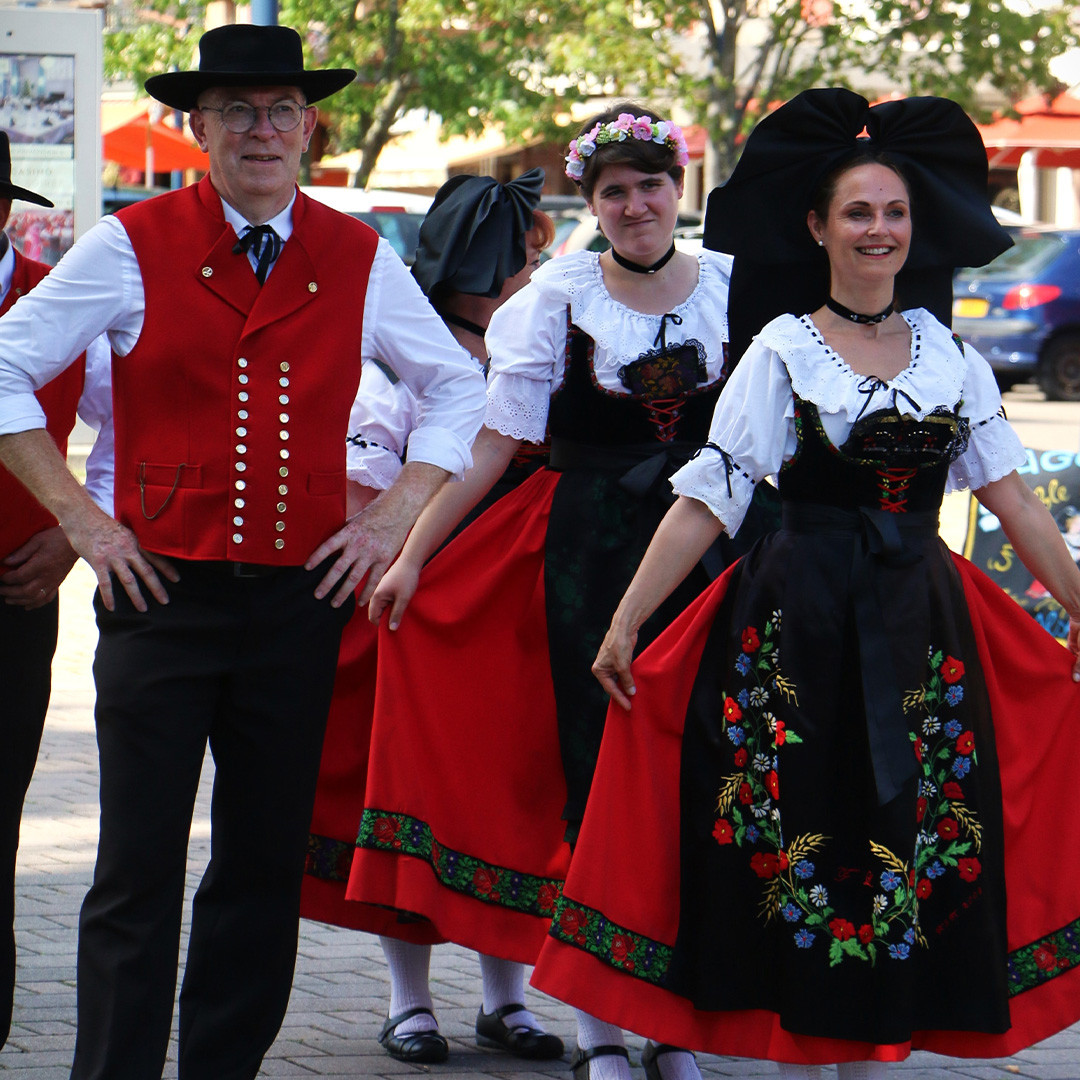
[346,469,572,963]
[301,598,445,943]
[531,553,1080,1062]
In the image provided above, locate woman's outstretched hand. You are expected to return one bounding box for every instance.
[368,557,421,630]
[592,622,639,711]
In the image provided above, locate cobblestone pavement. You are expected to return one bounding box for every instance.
[3,386,1080,1078]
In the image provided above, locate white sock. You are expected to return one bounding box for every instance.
[837,1063,887,1080]
[478,953,543,1030]
[574,1012,631,1080]
[648,1044,701,1080]
[777,1066,822,1080]
[380,936,437,1035]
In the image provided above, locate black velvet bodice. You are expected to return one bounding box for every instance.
[547,313,726,448]
[778,396,970,515]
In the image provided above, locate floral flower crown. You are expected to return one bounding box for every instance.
[564,113,690,182]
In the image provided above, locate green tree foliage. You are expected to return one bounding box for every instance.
[103,7,201,87]
[103,0,1079,188]
[688,0,1078,181]
[104,0,685,187]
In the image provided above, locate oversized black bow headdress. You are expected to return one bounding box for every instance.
[412,167,545,299]
[704,88,1012,362]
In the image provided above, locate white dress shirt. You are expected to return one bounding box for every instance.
[0,187,485,485]
[0,236,113,511]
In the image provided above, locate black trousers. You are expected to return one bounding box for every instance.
[0,596,58,1049]
[70,561,351,1080]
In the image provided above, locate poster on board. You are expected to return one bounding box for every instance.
[1,8,101,263]
[962,447,1080,641]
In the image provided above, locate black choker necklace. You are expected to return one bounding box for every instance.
[440,311,488,338]
[826,296,894,325]
[611,242,676,275]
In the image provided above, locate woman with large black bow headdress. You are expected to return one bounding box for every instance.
[530,89,1080,1073]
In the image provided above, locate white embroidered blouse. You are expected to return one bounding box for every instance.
[483,248,734,443]
[671,309,1027,536]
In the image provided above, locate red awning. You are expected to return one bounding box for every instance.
[977,92,1080,170]
[682,124,707,158]
[103,112,207,173]
[1015,91,1080,116]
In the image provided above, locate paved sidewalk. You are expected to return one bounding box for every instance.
[4,386,1080,1077]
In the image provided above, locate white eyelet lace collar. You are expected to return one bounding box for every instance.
[756,309,966,423]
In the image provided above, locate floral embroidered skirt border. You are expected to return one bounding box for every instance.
[345,461,722,963]
[300,607,446,941]
[531,546,1080,1061]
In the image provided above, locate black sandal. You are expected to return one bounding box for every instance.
[642,1040,696,1080]
[378,1006,449,1063]
[476,1003,565,1059]
[570,1044,630,1080]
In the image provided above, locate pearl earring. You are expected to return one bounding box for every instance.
[816,239,824,247]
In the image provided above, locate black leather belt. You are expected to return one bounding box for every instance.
[229,562,283,578]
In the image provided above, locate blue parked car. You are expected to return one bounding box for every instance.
[953,226,1080,400]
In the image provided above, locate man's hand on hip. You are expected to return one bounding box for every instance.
[305,461,449,607]
[61,500,178,611]
[0,525,78,608]
[0,428,177,612]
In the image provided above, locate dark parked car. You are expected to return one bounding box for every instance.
[953,226,1080,400]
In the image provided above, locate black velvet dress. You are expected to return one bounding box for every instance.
[665,398,1010,1043]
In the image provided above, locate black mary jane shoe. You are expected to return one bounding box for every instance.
[476,1003,565,1060]
[642,1040,696,1080]
[569,1044,630,1080]
[378,1006,449,1063]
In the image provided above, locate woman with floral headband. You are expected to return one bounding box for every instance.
[530,88,1080,1079]
[347,102,769,1080]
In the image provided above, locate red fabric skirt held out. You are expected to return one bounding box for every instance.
[531,553,1080,1063]
[301,602,445,942]
[346,469,573,964]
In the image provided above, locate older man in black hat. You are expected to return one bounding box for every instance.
[0,23,485,1079]
[0,133,96,1052]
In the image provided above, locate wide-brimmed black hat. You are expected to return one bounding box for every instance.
[0,133,53,207]
[145,24,355,112]
[412,168,545,299]
[704,88,1011,360]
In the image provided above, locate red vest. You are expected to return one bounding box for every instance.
[114,176,378,564]
[0,249,85,560]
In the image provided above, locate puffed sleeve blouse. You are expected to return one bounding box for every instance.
[483,248,733,443]
[671,309,1027,536]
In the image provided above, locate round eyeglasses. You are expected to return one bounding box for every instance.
[198,100,307,134]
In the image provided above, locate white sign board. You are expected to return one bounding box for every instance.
[1,8,102,262]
